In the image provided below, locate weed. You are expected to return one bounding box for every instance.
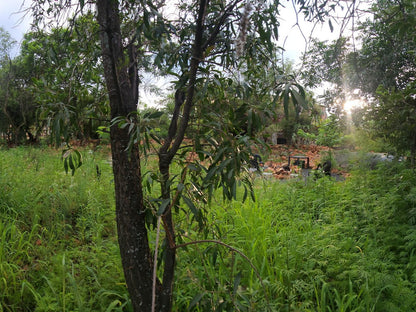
[1,147,416,311]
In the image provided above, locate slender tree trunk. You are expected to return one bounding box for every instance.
[111,127,154,310]
[96,1,157,310]
[96,0,237,310]
[155,1,208,309]
[159,158,176,311]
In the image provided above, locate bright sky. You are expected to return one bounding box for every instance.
[0,0,341,59]
[0,0,356,107]
[0,0,32,56]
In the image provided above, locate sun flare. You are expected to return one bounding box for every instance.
[344,99,362,113]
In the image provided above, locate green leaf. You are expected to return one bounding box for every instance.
[177,183,185,192]
[119,121,129,129]
[73,150,82,167]
[63,158,69,174]
[242,185,248,202]
[157,198,171,216]
[148,111,164,119]
[291,88,308,109]
[233,271,242,297]
[189,293,205,310]
[183,196,198,216]
[105,300,122,312]
[68,155,75,170]
[205,166,218,181]
[128,122,135,134]
[212,147,227,165]
[61,148,82,175]
[188,163,200,172]
[231,179,237,199]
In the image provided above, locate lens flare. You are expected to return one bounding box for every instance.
[344,99,362,113]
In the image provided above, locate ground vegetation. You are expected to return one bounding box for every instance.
[1,146,415,311]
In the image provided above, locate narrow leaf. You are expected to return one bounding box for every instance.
[189,293,205,310]
[177,183,185,192]
[148,111,164,119]
[183,196,198,216]
[328,19,334,32]
[233,271,242,297]
[157,198,170,216]
[63,158,69,174]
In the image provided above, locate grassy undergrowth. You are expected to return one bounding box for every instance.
[175,162,416,311]
[0,146,127,311]
[1,146,416,311]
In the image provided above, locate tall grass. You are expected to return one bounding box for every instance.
[1,146,416,311]
[0,146,128,311]
[173,162,416,311]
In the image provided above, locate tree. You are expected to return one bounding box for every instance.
[0,14,109,145]
[369,85,416,165]
[301,37,351,118]
[349,0,416,161]
[85,0,255,309]
[0,28,39,144]
[0,27,15,60]
[300,0,416,159]
[351,0,416,94]
[21,16,108,144]
[30,0,350,310]
[95,1,283,309]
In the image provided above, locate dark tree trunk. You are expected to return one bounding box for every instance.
[159,157,176,311]
[111,127,154,310]
[156,0,208,308]
[96,0,157,310]
[96,0,235,310]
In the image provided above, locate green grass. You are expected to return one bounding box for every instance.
[173,163,416,311]
[1,146,416,311]
[0,146,127,311]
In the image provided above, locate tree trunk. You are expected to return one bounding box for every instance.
[96,0,232,310]
[111,127,155,310]
[155,0,208,308]
[159,157,176,311]
[96,1,157,310]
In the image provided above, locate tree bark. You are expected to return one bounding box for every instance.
[96,0,238,310]
[111,127,154,310]
[96,1,157,310]
[156,1,208,308]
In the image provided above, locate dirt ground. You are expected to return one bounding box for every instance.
[259,144,334,179]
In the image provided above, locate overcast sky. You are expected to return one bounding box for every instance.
[0,0,32,56]
[0,0,341,60]
[0,0,350,106]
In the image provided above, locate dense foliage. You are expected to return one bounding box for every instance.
[1,146,416,311]
[301,0,416,162]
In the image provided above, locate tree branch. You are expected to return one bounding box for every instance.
[162,0,209,161]
[201,0,243,51]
